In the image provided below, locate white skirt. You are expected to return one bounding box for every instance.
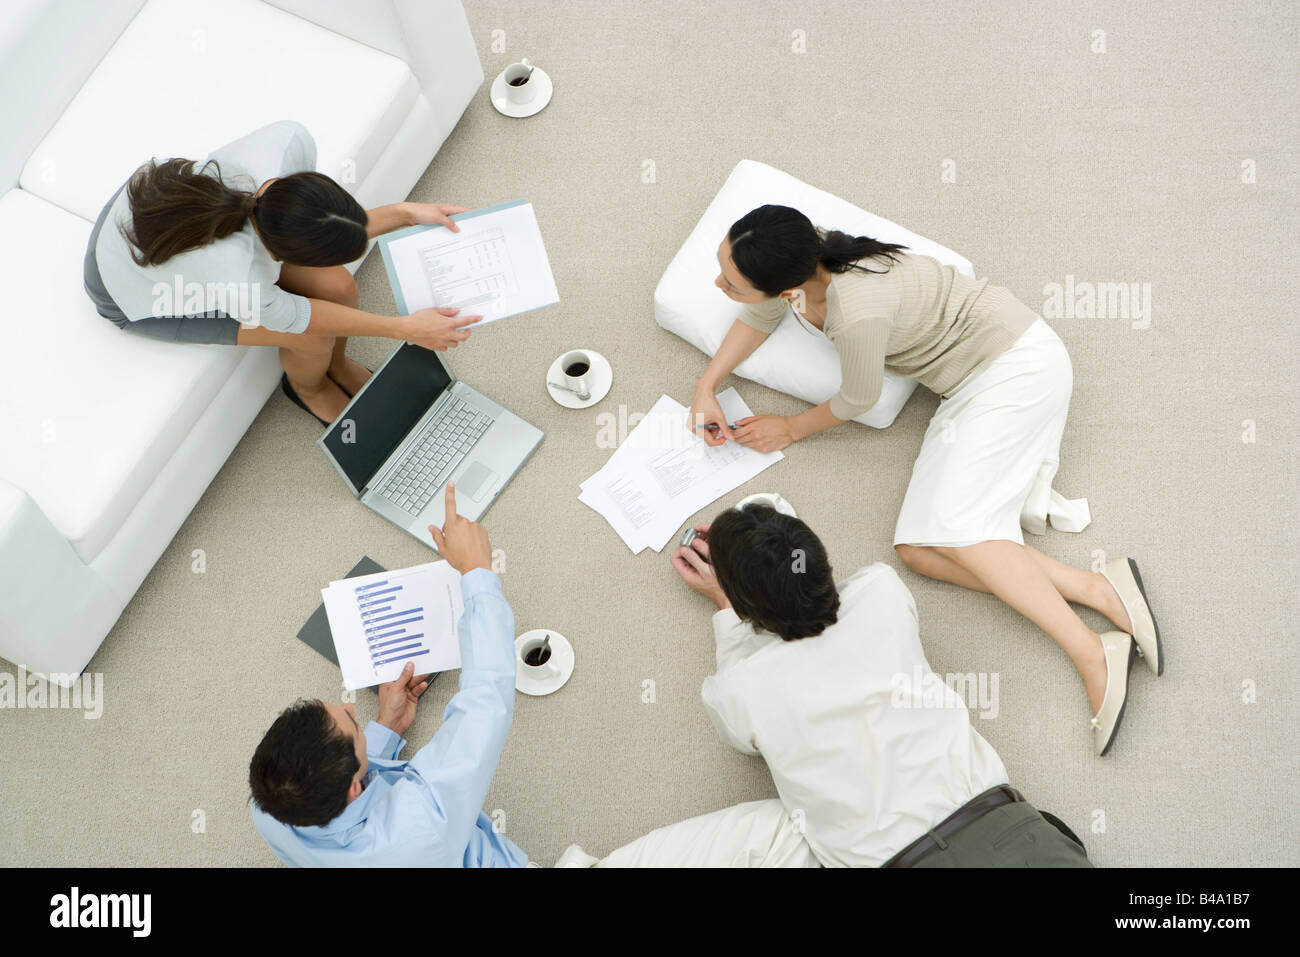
[893,317,1073,547]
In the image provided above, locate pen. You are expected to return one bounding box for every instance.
[693,423,738,432]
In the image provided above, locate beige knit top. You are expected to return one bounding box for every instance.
[739,252,1038,421]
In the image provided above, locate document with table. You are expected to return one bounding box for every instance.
[322,560,464,690]
[378,200,559,324]
[579,388,784,554]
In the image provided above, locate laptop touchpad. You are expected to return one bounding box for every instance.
[457,462,496,501]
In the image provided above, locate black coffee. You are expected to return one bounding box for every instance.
[565,361,590,377]
[508,76,528,86]
[524,646,551,666]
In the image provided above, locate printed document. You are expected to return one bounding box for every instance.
[579,388,784,553]
[323,560,464,690]
[379,200,559,324]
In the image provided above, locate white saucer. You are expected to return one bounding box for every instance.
[515,629,575,696]
[546,350,612,409]
[490,66,554,118]
[736,492,797,517]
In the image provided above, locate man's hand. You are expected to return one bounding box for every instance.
[377,661,432,737]
[731,415,796,454]
[406,202,469,232]
[428,483,493,575]
[670,523,730,610]
[404,306,482,351]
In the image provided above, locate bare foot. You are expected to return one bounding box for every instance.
[1079,635,1108,716]
[292,376,351,422]
[1091,571,1133,634]
[328,356,372,397]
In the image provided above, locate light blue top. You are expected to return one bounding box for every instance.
[251,569,528,867]
[96,120,316,332]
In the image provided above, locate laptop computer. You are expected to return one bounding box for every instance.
[318,343,543,547]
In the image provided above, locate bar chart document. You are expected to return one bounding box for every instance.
[322,560,465,690]
[578,388,785,554]
[378,200,560,325]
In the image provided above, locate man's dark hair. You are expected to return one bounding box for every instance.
[248,699,359,827]
[707,504,840,641]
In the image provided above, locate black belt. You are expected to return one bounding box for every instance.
[883,784,1024,868]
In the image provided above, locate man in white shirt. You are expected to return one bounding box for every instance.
[671,502,1092,868]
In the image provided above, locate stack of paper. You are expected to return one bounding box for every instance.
[322,561,465,690]
[579,388,784,554]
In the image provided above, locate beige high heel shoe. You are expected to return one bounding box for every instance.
[1092,632,1136,757]
[1101,557,1162,676]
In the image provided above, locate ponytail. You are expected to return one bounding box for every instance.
[818,228,907,275]
[728,204,908,297]
[121,158,256,267]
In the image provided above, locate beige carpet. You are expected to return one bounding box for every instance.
[3,0,1297,867]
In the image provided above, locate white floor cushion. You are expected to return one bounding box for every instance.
[20,0,419,222]
[0,189,246,562]
[654,160,979,429]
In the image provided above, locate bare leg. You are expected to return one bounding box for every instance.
[1021,547,1133,633]
[236,324,350,421]
[930,541,1107,713]
[278,264,372,395]
[896,543,1133,634]
[895,544,989,592]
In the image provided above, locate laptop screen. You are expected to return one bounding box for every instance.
[321,344,453,494]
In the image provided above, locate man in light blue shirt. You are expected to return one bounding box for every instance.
[249,483,527,867]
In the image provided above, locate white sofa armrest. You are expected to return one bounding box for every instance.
[0,479,118,681]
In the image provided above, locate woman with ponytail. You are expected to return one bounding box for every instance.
[688,204,1161,757]
[85,121,481,425]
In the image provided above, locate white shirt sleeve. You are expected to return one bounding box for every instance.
[701,673,760,755]
[700,609,762,755]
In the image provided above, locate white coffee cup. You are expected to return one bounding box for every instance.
[560,349,593,396]
[503,59,538,105]
[520,634,560,680]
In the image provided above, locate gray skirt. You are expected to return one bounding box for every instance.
[83,183,243,345]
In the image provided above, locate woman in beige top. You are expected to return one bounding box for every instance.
[688,204,1164,756]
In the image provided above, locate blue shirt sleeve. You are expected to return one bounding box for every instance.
[364,720,406,761]
[405,569,517,853]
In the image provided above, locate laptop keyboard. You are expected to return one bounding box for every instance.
[375,398,494,515]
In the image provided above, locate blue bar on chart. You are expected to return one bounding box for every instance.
[354,582,433,675]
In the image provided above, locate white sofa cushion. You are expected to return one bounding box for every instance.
[654,160,979,429]
[20,0,420,221]
[0,0,143,192]
[0,189,248,562]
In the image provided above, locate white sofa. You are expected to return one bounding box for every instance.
[0,0,484,683]
[654,159,981,429]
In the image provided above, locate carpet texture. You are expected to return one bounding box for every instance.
[2,0,1297,867]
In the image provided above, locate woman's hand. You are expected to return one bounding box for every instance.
[688,384,735,446]
[732,415,796,454]
[404,306,483,350]
[407,202,469,231]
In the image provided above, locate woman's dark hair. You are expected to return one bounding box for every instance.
[254,171,368,266]
[707,504,840,641]
[727,204,908,297]
[122,159,367,268]
[248,699,360,827]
